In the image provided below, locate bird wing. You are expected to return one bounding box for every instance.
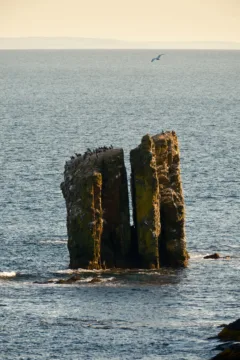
[151,58,156,62]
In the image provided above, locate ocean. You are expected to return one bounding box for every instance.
[0,50,239,360]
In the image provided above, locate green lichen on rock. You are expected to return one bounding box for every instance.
[130,134,160,269]
[152,131,189,267]
[62,131,188,270]
[130,131,188,269]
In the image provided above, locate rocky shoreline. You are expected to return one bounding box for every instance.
[211,319,240,359]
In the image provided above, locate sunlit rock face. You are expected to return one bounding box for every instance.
[130,131,189,269]
[152,131,188,267]
[130,135,160,269]
[61,131,188,270]
[61,148,131,269]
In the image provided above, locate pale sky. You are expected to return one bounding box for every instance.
[0,0,239,42]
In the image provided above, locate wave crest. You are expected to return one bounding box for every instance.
[0,271,17,278]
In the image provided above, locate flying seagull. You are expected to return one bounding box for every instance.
[151,54,165,62]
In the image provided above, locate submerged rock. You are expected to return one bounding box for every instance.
[204,253,221,259]
[55,274,82,284]
[89,277,102,283]
[204,254,231,260]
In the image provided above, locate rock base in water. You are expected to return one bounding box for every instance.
[218,319,240,341]
[204,253,221,259]
[210,319,240,360]
[61,147,131,269]
[211,344,240,360]
[61,132,189,269]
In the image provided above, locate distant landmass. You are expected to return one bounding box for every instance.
[0,37,240,50]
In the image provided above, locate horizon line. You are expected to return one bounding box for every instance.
[0,36,240,44]
[0,37,239,50]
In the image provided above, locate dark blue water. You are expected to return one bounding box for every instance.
[0,50,239,360]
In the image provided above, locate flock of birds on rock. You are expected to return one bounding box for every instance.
[70,145,114,161]
[69,130,176,163]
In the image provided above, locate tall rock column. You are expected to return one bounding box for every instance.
[130,131,188,268]
[61,148,131,269]
[130,135,160,269]
[152,131,189,267]
[61,161,103,269]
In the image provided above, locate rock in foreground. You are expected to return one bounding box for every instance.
[211,344,240,360]
[210,319,240,360]
[218,319,240,341]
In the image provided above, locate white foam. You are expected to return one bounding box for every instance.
[189,253,206,260]
[40,239,67,245]
[0,271,17,278]
[137,271,163,276]
[56,268,102,275]
[101,277,115,282]
[81,277,95,283]
[56,269,76,275]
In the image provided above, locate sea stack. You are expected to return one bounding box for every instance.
[61,148,131,269]
[61,131,188,269]
[130,131,188,268]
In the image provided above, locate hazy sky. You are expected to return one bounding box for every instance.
[1,0,239,42]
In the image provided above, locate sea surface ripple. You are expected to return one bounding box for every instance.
[0,50,239,360]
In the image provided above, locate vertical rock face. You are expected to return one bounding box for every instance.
[152,131,188,267]
[100,150,132,267]
[130,135,160,269]
[130,131,188,268]
[61,148,131,269]
[61,131,188,269]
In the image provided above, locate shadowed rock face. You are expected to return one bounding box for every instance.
[218,319,240,341]
[61,148,131,269]
[210,319,240,359]
[211,344,240,360]
[130,132,189,268]
[100,149,132,267]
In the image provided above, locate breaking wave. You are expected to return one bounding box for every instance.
[56,268,103,275]
[0,271,18,278]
